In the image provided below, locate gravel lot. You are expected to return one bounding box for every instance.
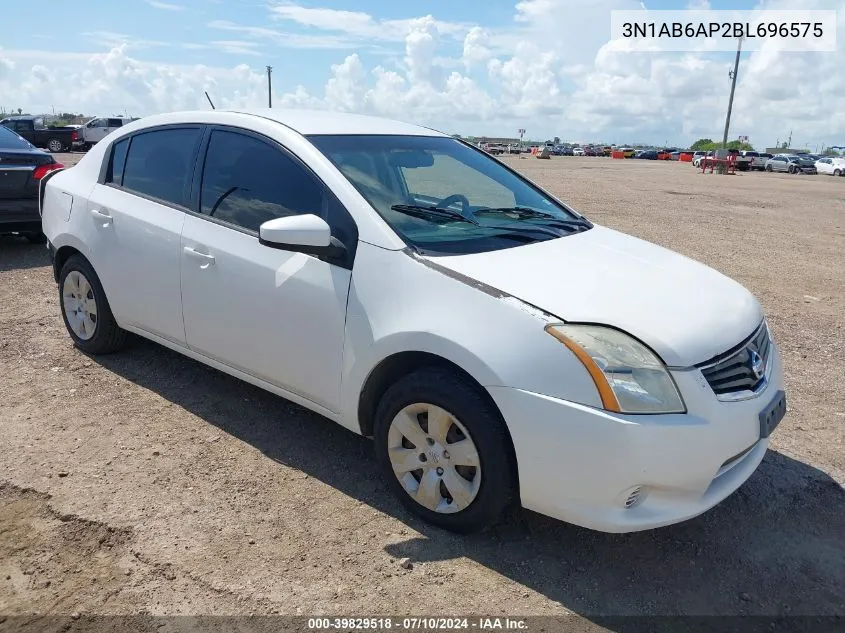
[1,154,843,626]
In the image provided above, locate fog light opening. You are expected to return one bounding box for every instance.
[624,486,645,509]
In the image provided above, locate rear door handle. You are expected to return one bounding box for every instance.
[90,209,113,224]
[183,246,216,265]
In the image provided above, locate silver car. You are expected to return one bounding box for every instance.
[764,155,817,174]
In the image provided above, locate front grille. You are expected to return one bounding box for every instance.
[698,322,771,396]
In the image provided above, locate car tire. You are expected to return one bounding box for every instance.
[373,367,517,534]
[24,232,46,244]
[765,164,772,172]
[58,254,127,355]
[835,169,841,176]
[47,138,64,153]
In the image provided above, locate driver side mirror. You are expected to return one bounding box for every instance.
[258,214,347,263]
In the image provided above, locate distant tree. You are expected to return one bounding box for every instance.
[690,138,715,151]
[690,137,753,152]
[553,136,560,144]
[17,108,22,115]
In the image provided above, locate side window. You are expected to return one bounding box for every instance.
[108,119,123,127]
[106,138,129,185]
[122,128,201,206]
[200,130,324,232]
[90,119,107,128]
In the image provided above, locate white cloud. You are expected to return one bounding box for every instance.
[3,0,845,149]
[268,2,471,43]
[145,0,185,10]
[462,27,492,68]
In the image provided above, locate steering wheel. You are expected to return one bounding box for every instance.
[435,194,470,212]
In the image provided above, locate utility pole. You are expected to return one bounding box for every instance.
[722,36,743,149]
[266,65,273,108]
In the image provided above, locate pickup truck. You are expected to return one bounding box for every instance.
[0,116,80,153]
[740,151,773,171]
[76,116,137,149]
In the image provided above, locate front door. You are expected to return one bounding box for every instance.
[179,128,357,411]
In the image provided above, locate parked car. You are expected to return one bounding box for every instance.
[638,150,659,160]
[77,116,138,149]
[620,147,636,158]
[507,144,522,155]
[0,115,80,153]
[765,154,817,174]
[693,151,713,168]
[572,147,585,156]
[815,157,845,176]
[740,151,767,171]
[560,146,574,156]
[0,125,63,241]
[41,109,786,534]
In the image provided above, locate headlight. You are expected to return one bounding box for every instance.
[545,324,686,414]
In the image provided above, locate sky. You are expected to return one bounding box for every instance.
[1,0,842,148]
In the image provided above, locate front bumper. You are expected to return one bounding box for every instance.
[489,341,785,533]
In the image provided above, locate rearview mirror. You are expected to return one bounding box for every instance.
[258,214,348,264]
[389,151,435,168]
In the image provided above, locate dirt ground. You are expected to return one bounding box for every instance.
[1,154,843,627]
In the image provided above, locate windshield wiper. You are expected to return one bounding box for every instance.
[391,204,479,225]
[474,206,590,228]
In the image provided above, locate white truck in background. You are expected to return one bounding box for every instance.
[740,151,773,171]
[74,116,138,149]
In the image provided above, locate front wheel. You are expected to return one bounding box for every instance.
[766,164,773,172]
[47,138,64,153]
[373,368,517,533]
[59,255,127,354]
[834,169,841,176]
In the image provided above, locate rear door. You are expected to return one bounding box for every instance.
[84,126,203,344]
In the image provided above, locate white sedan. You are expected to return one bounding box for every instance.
[572,147,585,156]
[40,109,786,533]
[815,157,845,176]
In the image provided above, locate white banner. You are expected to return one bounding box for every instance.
[610,10,837,52]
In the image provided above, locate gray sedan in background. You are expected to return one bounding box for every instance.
[765,155,817,174]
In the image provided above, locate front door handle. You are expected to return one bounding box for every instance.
[183,246,216,265]
[90,209,113,224]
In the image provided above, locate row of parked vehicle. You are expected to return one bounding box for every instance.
[691,149,844,176]
[0,115,137,153]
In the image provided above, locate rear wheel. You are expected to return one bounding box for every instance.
[59,255,126,354]
[835,169,841,176]
[373,367,516,533]
[47,138,64,153]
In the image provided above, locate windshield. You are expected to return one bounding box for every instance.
[308,134,590,255]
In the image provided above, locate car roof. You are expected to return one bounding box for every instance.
[229,108,445,137]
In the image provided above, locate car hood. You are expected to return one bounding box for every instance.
[425,225,763,367]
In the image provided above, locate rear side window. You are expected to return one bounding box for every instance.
[199,129,323,232]
[0,124,33,150]
[106,138,129,185]
[122,128,201,206]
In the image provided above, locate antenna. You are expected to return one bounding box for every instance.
[266,65,273,108]
[205,91,216,110]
